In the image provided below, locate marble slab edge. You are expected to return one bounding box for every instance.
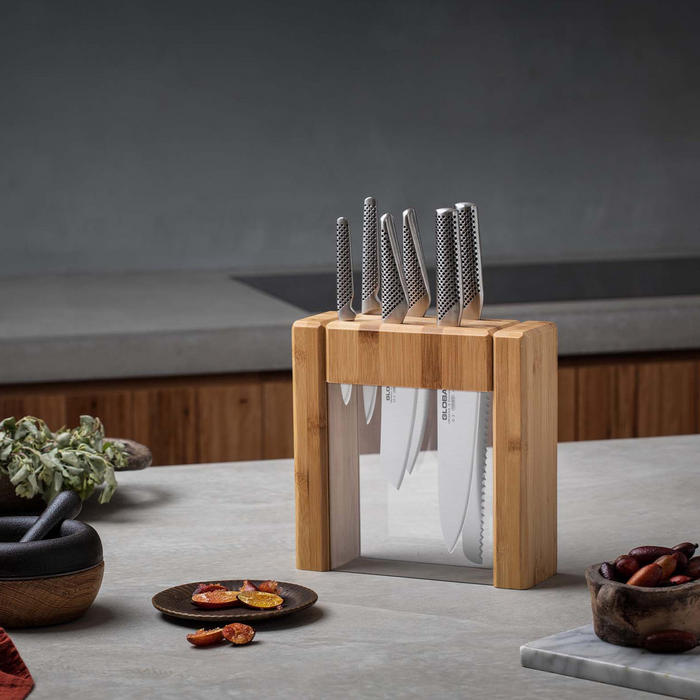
[521,624,700,700]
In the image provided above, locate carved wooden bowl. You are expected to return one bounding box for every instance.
[0,516,104,628]
[586,563,700,647]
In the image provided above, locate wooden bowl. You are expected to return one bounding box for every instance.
[586,563,700,647]
[0,516,104,628]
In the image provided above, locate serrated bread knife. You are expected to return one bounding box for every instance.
[402,208,431,476]
[336,216,355,405]
[454,202,489,565]
[436,207,477,553]
[361,197,380,424]
[378,212,414,490]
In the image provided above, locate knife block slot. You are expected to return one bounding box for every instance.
[293,312,558,590]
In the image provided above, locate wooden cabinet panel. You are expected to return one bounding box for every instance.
[0,395,66,431]
[66,391,133,439]
[261,377,294,460]
[132,388,198,466]
[637,361,697,437]
[197,382,262,463]
[557,366,576,442]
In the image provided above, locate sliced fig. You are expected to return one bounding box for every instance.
[222,623,256,645]
[258,580,280,595]
[193,583,228,596]
[237,591,284,609]
[186,627,224,646]
[240,580,259,592]
[192,590,241,609]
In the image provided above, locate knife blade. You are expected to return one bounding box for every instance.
[402,208,431,476]
[435,206,477,553]
[336,216,355,405]
[378,212,414,490]
[455,202,488,565]
[361,197,380,424]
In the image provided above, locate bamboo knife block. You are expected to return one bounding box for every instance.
[292,312,558,590]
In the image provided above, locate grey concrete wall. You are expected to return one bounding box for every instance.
[0,0,698,277]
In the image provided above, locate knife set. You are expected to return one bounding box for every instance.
[293,200,558,590]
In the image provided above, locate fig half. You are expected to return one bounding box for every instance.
[237,591,283,609]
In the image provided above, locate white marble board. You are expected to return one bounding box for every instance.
[521,624,700,699]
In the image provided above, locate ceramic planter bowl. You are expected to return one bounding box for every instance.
[0,516,104,628]
[586,563,700,647]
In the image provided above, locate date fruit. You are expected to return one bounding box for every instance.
[628,546,674,566]
[655,554,679,581]
[192,590,241,609]
[644,630,698,654]
[186,627,225,647]
[600,562,621,581]
[258,580,280,595]
[686,557,700,580]
[240,580,259,592]
[673,542,698,559]
[237,591,284,609]
[614,556,640,580]
[222,623,256,645]
[669,575,693,585]
[626,563,663,587]
[193,583,228,596]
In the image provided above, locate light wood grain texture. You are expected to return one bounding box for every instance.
[262,376,295,460]
[493,321,558,590]
[132,387,198,466]
[0,561,104,628]
[197,381,262,463]
[293,312,336,571]
[557,366,576,442]
[328,383,360,569]
[326,316,519,392]
[637,361,698,437]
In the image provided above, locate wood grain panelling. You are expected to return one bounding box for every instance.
[0,395,66,431]
[557,366,576,442]
[637,361,697,437]
[197,382,262,463]
[66,391,133,439]
[261,377,294,460]
[132,388,198,466]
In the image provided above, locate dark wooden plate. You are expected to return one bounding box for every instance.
[152,580,318,623]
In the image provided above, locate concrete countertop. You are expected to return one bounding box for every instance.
[10,434,699,699]
[1,271,699,384]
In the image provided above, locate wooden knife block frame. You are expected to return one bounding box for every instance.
[292,312,558,590]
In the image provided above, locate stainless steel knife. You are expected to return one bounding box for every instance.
[402,208,431,476]
[455,202,489,565]
[361,197,380,424]
[378,212,415,490]
[336,216,355,405]
[435,207,477,553]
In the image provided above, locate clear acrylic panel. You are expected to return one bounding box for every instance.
[328,382,494,584]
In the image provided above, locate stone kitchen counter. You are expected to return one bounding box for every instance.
[9,434,699,699]
[1,271,699,384]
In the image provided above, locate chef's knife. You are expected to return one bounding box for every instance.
[336,216,355,405]
[436,207,477,553]
[361,197,380,424]
[402,208,431,476]
[455,202,489,565]
[378,213,415,490]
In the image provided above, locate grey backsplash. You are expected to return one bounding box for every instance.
[0,0,698,278]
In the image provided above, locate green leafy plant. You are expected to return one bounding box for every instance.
[0,415,127,504]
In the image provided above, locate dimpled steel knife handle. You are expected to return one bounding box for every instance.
[455,202,483,321]
[435,207,461,326]
[380,213,409,324]
[361,197,381,314]
[337,217,355,321]
[402,208,431,317]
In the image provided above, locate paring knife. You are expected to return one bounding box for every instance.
[378,212,415,490]
[336,216,355,405]
[435,207,477,553]
[361,197,380,424]
[454,202,489,565]
[401,208,431,476]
